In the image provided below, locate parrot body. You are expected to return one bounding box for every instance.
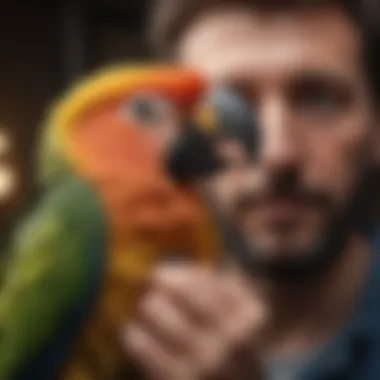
[9,176,107,380]
[0,66,220,380]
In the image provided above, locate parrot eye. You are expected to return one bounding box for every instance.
[124,93,176,127]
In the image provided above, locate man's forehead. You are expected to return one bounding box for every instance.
[178,5,363,83]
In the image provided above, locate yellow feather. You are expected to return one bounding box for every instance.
[38,64,198,184]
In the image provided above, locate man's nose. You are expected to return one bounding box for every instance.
[259,97,300,172]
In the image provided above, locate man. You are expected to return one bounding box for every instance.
[123,0,380,379]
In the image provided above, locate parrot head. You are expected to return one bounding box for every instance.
[39,65,206,185]
[39,64,224,255]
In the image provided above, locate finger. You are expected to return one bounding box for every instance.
[151,264,228,327]
[152,265,266,340]
[217,274,267,346]
[123,323,187,380]
[151,263,211,291]
[189,328,230,376]
[148,265,235,374]
[189,280,265,378]
[137,289,200,355]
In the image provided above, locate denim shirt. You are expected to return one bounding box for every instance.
[298,230,380,380]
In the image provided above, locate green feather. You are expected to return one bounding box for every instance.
[0,175,107,379]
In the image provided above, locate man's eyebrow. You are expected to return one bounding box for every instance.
[214,68,355,89]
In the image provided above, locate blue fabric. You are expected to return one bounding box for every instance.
[298,228,380,380]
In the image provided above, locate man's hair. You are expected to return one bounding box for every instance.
[148,0,380,99]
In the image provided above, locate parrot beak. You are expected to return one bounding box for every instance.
[165,123,222,183]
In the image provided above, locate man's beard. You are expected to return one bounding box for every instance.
[209,165,375,283]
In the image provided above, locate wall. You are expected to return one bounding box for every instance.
[0,1,148,233]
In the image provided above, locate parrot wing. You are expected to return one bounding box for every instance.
[0,175,107,380]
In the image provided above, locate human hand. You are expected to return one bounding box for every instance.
[122,264,266,380]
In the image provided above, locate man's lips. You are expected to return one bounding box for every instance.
[238,197,310,221]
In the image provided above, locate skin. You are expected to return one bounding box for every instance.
[124,4,380,379]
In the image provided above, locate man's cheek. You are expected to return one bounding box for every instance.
[308,129,366,199]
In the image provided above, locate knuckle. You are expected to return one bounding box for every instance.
[124,326,186,380]
[223,276,266,327]
[152,263,206,283]
[123,324,150,358]
[220,273,251,305]
[193,333,229,375]
[235,306,263,339]
[244,299,267,329]
[150,264,213,299]
[139,290,164,319]
[221,299,266,347]
[230,276,253,301]
[151,264,184,288]
[187,287,217,312]
[139,292,192,345]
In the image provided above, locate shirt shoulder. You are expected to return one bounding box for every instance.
[300,228,380,380]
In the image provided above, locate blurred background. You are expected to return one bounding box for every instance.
[0,0,149,239]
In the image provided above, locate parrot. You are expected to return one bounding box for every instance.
[0,65,225,380]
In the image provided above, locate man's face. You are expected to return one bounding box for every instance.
[178,5,378,269]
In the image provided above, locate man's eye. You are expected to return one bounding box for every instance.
[300,92,340,111]
[291,80,351,115]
